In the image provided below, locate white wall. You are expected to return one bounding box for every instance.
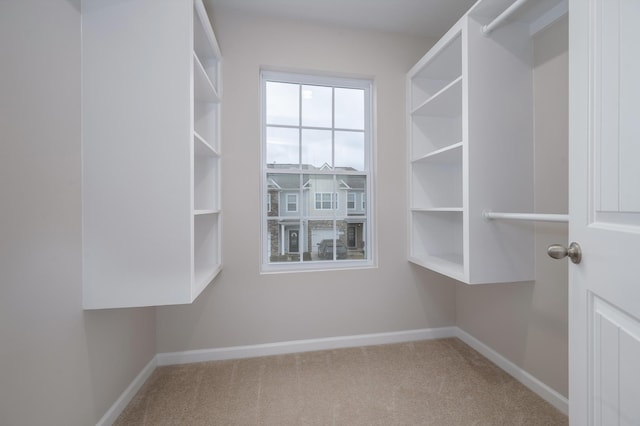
[455,17,569,397]
[0,1,157,424]
[156,9,457,352]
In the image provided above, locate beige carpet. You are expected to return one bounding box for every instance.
[115,338,567,425]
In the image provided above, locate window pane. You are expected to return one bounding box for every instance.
[301,129,332,169]
[301,85,332,128]
[266,82,299,126]
[335,88,364,130]
[335,131,365,171]
[266,127,299,168]
[286,193,298,212]
[267,173,301,217]
[347,192,356,209]
[267,219,302,263]
[337,219,367,260]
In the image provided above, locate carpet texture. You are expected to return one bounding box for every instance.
[114,338,567,425]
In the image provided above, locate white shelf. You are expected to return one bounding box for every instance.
[410,210,464,280]
[410,115,462,159]
[411,77,462,117]
[411,207,464,213]
[193,0,221,93]
[194,102,219,151]
[194,209,220,216]
[194,131,219,157]
[410,160,462,210]
[194,148,219,212]
[193,212,220,298]
[410,33,463,110]
[193,52,220,103]
[412,142,462,164]
[194,263,222,297]
[409,254,465,281]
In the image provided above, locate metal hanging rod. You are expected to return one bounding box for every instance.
[482,0,531,34]
[483,210,569,223]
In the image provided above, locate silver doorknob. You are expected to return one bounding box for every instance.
[547,242,582,264]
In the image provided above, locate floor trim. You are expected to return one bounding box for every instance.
[156,327,457,366]
[455,328,569,415]
[96,355,157,426]
[101,326,569,422]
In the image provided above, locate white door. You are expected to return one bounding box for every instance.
[569,0,640,424]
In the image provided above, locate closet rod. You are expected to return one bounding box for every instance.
[482,0,531,34]
[483,211,569,223]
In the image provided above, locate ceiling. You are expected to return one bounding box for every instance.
[204,0,478,39]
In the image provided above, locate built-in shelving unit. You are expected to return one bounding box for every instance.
[408,28,466,280]
[192,0,222,297]
[82,0,222,308]
[407,0,567,284]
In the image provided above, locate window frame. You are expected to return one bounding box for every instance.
[260,70,375,273]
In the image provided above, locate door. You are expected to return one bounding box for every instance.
[288,230,299,253]
[569,0,640,424]
[347,226,356,248]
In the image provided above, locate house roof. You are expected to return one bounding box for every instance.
[267,173,365,191]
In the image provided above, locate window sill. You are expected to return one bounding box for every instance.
[260,258,376,275]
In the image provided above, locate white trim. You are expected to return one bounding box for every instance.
[455,328,569,415]
[156,327,457,366]
[96,356,157,426]
[261,70,371,90]
[100,327,569,422]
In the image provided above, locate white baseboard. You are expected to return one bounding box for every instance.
[156,327,458,366]
[96,355,157,426]
[455,328,569,415]
[101,326,568,423]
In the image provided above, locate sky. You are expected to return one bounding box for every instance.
[265,82,367,171]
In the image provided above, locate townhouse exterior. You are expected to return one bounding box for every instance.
[266,163,366,261]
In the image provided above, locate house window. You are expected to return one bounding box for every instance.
[315,192,338,210]
[347,192,356,210]
[286,193,298,212]
[261,70,373,271]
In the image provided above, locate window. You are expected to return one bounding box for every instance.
[347,192,356,210]
[315,192,338,210]
[286,193,298,212]
[261,70,373,271]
